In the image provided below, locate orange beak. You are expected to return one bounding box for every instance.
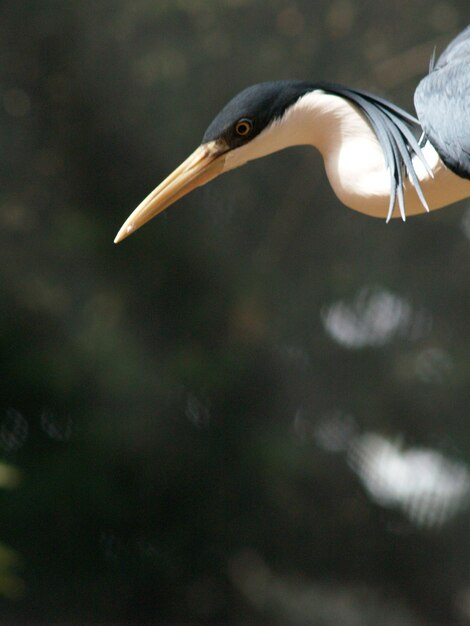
[114,139,228,243]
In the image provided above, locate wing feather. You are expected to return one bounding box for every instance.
[414,25,470,180]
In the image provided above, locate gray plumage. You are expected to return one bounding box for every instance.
[415,25,470,180]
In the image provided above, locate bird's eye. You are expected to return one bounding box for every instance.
[235,118,253,136]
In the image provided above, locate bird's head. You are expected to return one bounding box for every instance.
[114,80,314,243]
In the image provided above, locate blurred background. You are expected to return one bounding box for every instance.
[1,0,470,623]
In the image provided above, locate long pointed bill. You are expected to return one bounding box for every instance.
[114,139,228,243]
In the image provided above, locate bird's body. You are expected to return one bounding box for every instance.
[115,25,470,243]
[220,88,470,219]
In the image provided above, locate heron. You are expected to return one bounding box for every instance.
[114,25,470,244]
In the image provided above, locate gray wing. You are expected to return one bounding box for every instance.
[414,25,470,180]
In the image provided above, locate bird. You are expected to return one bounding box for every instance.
[114,25,470,244]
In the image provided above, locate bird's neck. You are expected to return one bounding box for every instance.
[236,90,470,218]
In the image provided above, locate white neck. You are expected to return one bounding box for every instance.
[223,90,470,219]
